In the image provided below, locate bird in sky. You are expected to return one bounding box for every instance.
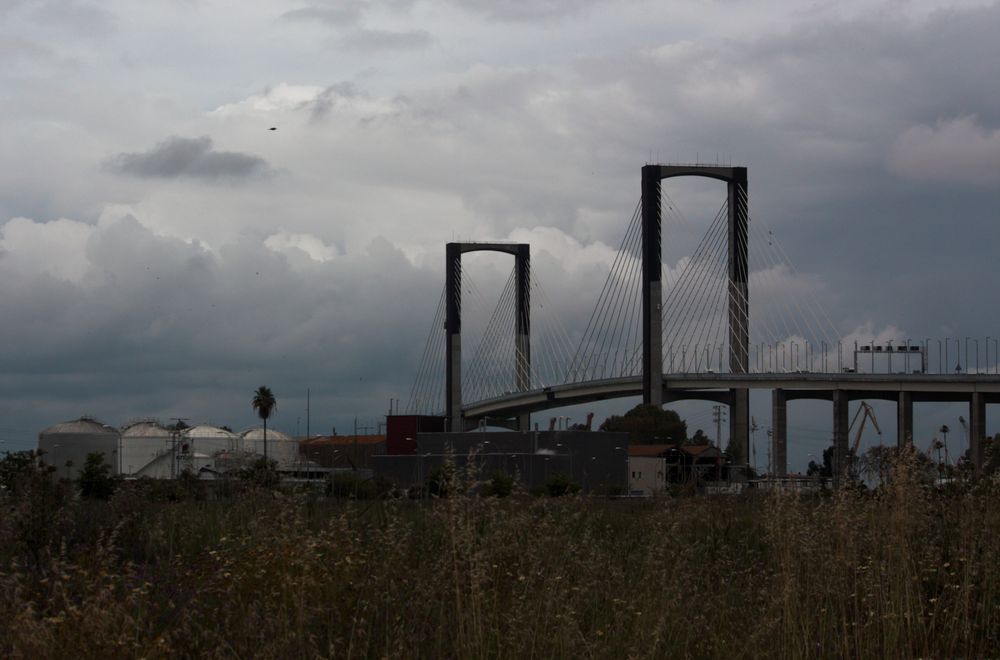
[269,127,277,131]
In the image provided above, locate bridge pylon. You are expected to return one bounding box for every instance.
[641,164,750,464]
[445,242,530,432]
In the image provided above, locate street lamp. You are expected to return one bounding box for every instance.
[939,425,950,467]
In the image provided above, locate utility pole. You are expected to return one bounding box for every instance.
[750,417,759,473]
[169,417,189,479]
[712,405,727,449]
[766,427,773,477]
[306,388,310,440]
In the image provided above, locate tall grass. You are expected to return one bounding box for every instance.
[1,465,998,658]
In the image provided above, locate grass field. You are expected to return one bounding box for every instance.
[1,456,998,658]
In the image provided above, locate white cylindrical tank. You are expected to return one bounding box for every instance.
[37,417,121,479]
[241,427,297,468]
[120,420,175,479]
[182,425,240,458]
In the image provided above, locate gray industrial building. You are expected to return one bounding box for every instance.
[371,430,629,493]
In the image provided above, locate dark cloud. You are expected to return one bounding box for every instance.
[309,82,362,121]
[0,35,53,64]
[339,28,433,51]
[0,0,29,15]
[0,215,442,446]
[887,115,1000,186]
[446,0,602,21]
[106,136,273,181]
[281,3,365,27]
[30,0,113,37]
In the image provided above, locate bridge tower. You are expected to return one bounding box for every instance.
[446,242,530,432]
[641,165,750,462]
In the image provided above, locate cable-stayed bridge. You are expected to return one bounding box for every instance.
[406,164,1000,482]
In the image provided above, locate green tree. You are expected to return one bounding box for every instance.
[251,385,277,462]
[599,404,687,444]
[239,456,279,488]
[689,429,711,445]
[860,445,898,487]
[806,445,858,480]
[78,452,119,499]
[807,447,834,478]
[0,450,52,497]
[981,433,1000,475]
[545,472,580,497]
[426,462,457,498]
[481,470,514,497]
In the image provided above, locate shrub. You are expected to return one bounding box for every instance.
[545,472,580,497]
[238,457,280,487]
[426,462,458,498]
[481,470,514,497]
[78,452,120,500]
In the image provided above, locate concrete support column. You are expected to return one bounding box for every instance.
[724,169,750,474]
[445,243,462,432]
[727,168,749,375]
[641,166,663,407]
[832,390,850,487]
[515,244,531,432]
[771,389,787,477]
[897,391,913,448]
[515,245,531,393]
[729,388,749,467]
[970,392,986,475]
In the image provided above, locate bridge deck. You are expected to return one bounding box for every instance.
[463,373,1000,420]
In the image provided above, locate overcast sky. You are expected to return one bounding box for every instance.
[3,0,1000,466]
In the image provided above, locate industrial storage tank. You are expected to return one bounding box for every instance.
[120,420,175,479]
[37,417,121,479]
[182,425,239,457]
[241,427,298,468]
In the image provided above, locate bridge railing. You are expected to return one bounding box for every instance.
[662,337,1000,376]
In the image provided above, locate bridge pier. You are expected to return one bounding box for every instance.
[832,390,850,487]
[897,391,913,448]
[730,388,749,468]
[771,389,787,477]
[970,392,986,475]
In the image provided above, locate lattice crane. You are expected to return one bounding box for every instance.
[849,401,882,454]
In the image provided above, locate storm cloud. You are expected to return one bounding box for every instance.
[106,136,273,181]
[3,0,1000,466]
[887,115,1000,186]
[339,28,433,51]
[281,3,366,27]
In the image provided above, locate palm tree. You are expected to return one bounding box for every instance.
[251,386,277,461]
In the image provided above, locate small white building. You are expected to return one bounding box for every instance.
[629,456,667,496]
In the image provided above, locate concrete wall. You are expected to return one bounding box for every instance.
[371,430,629,493]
